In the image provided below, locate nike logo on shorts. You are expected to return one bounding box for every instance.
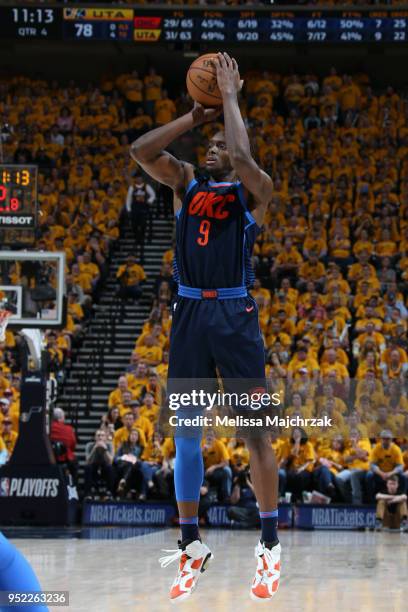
[246,306,254,313]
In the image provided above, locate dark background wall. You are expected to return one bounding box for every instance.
[1,40,408,89]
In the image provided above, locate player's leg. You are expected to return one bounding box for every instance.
[212,298,279,536]
[0,532,48,612]
[169,299,214,539]
[161,298,215,602]
[173,436,203,540]
[213,297,281,601]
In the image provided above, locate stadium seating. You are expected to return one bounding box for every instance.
[1,64,408,506]
[0,74,123,456]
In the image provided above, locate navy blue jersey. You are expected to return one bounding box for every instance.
[173,177,261,289]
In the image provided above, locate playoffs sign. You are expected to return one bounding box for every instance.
[0,465,77,525]
[0,477,59,498]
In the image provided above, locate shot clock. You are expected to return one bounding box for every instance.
[0,165,38,246]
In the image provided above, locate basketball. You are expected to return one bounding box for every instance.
[186,53,222,107]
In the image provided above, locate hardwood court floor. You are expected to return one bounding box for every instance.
[12,528,408,611]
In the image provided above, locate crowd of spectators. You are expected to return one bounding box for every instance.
[0,72,134,463]
[2,63,408,530]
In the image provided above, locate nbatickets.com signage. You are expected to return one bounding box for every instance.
[82,501,176,526]
[0,477,60,498]
[294,505,376,530]
[81,501,377,530]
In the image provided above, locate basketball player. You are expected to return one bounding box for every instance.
[130,52,280,603]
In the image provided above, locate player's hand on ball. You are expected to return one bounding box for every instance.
[191,101,221,126]
[215,52,244,96]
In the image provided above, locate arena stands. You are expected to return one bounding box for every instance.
[2,64,408,513]
[0,74,124,462]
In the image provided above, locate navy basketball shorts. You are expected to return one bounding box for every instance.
[168,295,266,380]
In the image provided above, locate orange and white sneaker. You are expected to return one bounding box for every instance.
[159,539,213,604]
[250,541,281,602]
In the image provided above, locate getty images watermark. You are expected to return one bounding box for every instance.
[167,389,332,429]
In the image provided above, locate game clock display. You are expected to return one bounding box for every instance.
[0,7,61,39]
[0,165,38,234]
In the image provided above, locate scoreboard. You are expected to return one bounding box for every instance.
[63,8,133,41]
[0,165,38,246]
[1,6,408,44]
[133,10,408,44]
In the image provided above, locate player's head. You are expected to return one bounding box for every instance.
[205,131,234,179]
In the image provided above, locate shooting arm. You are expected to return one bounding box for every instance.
[216,53,273,219]
[130,115,193,192]
[222,93,272,205]
[130,105,219,195]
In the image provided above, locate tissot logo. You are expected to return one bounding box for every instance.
[0,477,59,497]
[0,215,34,225]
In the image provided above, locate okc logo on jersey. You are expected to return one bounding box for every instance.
[188,191,235,220]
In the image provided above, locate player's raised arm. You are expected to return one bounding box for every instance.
[215,52,273,213]
[130,105,220,198]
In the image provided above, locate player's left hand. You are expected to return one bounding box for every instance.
[215,52,244,96]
